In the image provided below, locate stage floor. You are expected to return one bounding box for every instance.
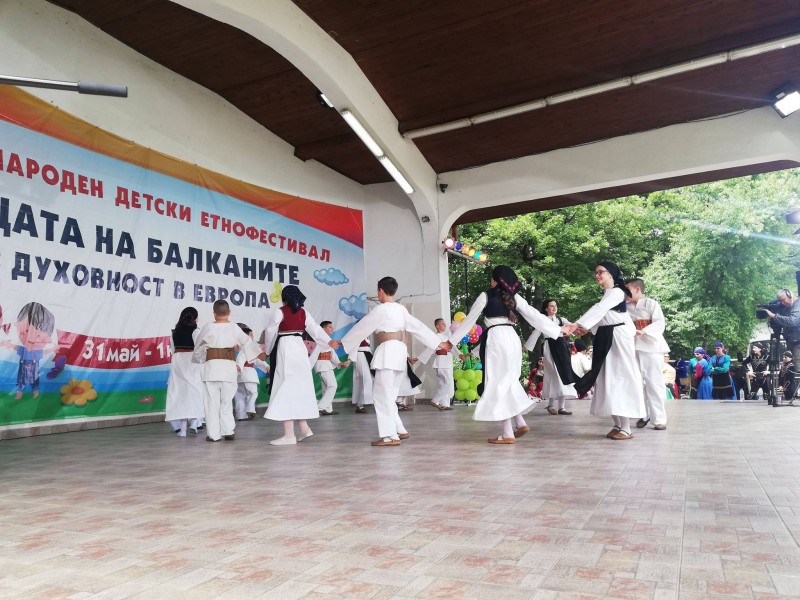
[2,399,800,599]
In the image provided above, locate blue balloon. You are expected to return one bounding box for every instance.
[475,362,482,370]
[455,241,463,250]
[460,335,470,344]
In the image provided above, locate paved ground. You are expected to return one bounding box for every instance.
[2,398,800,599]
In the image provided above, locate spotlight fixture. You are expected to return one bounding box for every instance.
[442,238,488,263]
[773,86,800,118]
[420,215,431,223]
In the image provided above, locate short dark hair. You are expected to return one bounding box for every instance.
[213,300,230,316]
[378,276,398,296]
[17,302,55,336]
[626,278,645,293]
[434,318,444,327]
[320,321,332,329]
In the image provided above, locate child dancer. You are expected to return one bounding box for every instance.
[564,262,645,440]
[524,299,577,416]
[192,301,265,442]
[337,277,445,446]
[418,318,460,410]
[351,337,374,413]
[625,278,670,430]
[263,285,335,445]
[165,307,205,437]
[234,323,270,421]
[449,266,568,444]
[310,320,350,416]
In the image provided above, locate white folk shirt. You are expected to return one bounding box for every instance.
[449,292,561,345]
[627,297,670,354]
[340,303,442,371]
[235,353,269,384]
[418,331,461,369]
[309,343,341,373]
[192,321,262,383]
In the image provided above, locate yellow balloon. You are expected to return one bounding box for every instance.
[454,311,467,322]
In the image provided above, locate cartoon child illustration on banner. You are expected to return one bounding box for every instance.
[1,302,62,399]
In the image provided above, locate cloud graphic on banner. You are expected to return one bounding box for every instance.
[339,293,368,320]
[314,268,349,286]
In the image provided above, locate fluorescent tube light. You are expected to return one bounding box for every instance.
[730,34,800,61]
[547,78,631,104]
[378,156,414,194]
[340,109,384,157]
[632,54,728,84]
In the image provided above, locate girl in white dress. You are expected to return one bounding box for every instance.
[449,266,568,444]
[524,299,578,415]
[567,262,645,440]
[263,286,334,445]
[165,307,204,437]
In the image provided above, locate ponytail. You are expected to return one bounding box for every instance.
[497,288,517,323]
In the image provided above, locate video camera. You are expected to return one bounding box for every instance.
[756,300,783,320]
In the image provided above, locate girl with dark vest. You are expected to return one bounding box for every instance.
[567,262,645,440]
[165,307,205,437]
[262,285,335,445]
[448,266,568,444]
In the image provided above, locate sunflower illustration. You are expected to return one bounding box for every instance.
[60,379,98,407]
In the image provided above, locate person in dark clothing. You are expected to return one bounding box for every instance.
[778,351,798,406]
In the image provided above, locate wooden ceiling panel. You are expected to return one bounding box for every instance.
[45,0,800,185]
[414,48,800,174]
[295,0,800,129]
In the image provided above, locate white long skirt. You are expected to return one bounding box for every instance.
[589,324,646,418]
[351,351,374,405]
[164,352,204,421]
[541,341,577,402]
[475,325,534,421]
[264,336,320,421]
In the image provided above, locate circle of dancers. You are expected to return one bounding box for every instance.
[165,262,675,446]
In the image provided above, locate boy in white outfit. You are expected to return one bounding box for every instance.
[625,278,670,430]
[234,323,270,421]
[310,321,351,415]
[418,318,460,410]
[335,277,447,446]
[192,300,265,442]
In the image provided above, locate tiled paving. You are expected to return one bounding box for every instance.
[2,399,800,599]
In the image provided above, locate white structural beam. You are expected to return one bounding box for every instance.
[168,0,438,219]
[437,107,800,236]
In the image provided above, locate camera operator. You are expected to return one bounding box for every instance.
[765,289,800,358]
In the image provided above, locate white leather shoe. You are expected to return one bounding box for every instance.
[270,436,297,446]
[297,429,314,441]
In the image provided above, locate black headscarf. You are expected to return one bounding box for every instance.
[600,261,630,312]
[491,265,520,295]
[281,285,306,313]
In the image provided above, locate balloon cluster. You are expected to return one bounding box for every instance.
[454,368,482,402]
[442,237,488,263]
[449,311,483,344]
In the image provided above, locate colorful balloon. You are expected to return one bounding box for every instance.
[462,370,475,382]
[453,312,467,322]
[475,362,483,371]
[460,335,470,344]
[456,379,470,391]
[454,390,467,401]
[465,389,478,401]
[453,370,464,380]
[449,322,459,333]
[474,325,483,336]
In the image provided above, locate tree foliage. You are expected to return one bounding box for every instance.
[450,170,800,359]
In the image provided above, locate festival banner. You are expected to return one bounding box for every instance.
[0,87,365,427]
